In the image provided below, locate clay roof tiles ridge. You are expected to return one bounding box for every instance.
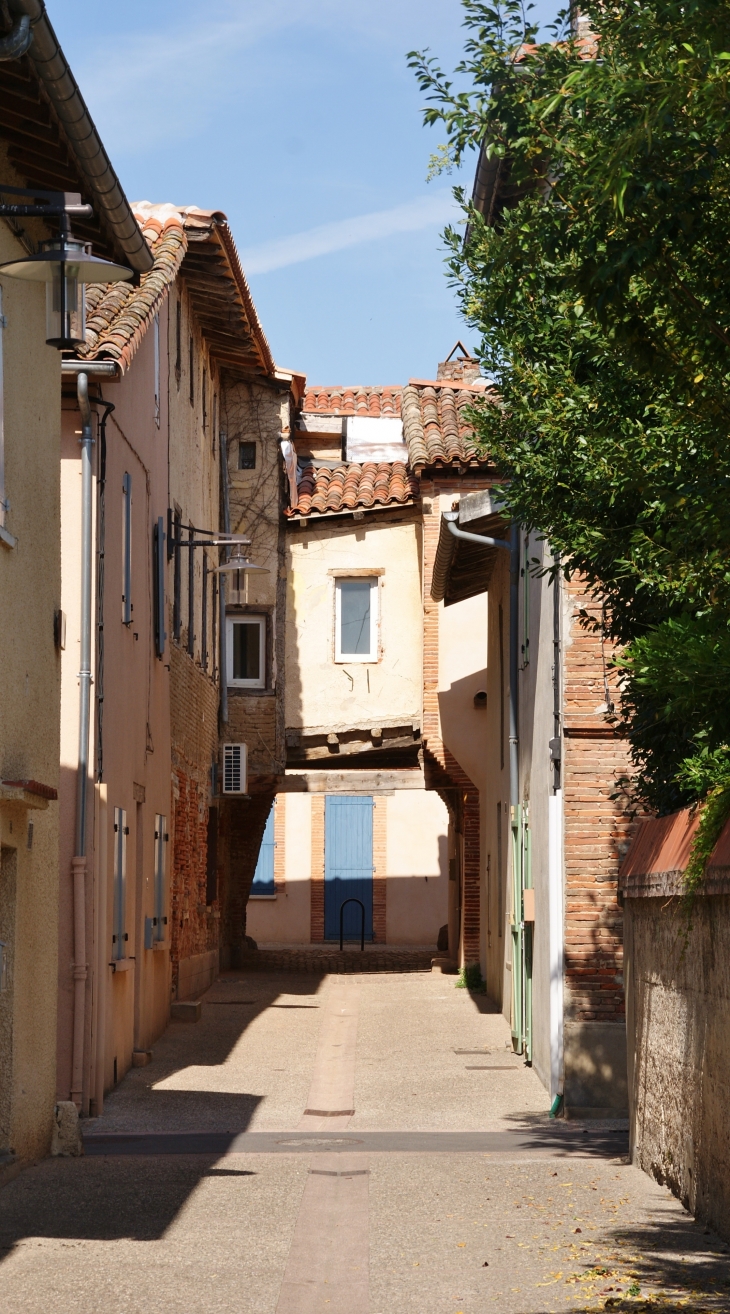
[74,202,275,378]
[286,460,418,519]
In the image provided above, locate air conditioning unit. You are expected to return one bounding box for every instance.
[222,742,247,795]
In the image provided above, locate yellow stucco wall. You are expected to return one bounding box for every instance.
[0,224,61,1160]
[285,516,422,733]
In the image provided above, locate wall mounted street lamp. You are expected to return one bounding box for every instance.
[213,549,271,577]
[213,549,271,602]
[0,186,133,347]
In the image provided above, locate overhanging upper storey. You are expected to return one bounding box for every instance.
[70,203,276,380]
[431,487,509,606]
[175,207,275,379]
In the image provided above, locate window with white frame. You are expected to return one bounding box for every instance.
[335,577,379,662]
[226,615,265,688]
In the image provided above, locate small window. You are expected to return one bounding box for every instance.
[238,441,256,470]
[226,615,265,688]
[335,577,378,662]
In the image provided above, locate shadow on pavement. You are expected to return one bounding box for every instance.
[82,970,327,1136]
[0,971,326,1264]
[0,1154,252,1249]
[538,1212,730,1313]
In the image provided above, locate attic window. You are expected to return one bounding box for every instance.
[238,442,256,470]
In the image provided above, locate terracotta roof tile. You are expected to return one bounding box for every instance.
[300,379,496,469]
[286,461,419,519]
[401,380,495,470]
[303,386,403,417]
[73,201,276,378]
[78,207,187,372]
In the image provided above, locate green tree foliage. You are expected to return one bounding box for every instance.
[409,0,730,812]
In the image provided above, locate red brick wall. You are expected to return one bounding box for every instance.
[274,794,286,895]
[563,578,636,1023]
[169,644,220,996]
[310,794,325,941]
[220,792,276,957]
[226,692,279,779]
[373,796,387,943]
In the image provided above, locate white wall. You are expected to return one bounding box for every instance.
[438,589,489,793]
[385,791,449,945]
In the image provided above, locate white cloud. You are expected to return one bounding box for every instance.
[66,5,300,148]
[239,191,460,274]
[63,0,356,150]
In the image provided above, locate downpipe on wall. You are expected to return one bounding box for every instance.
[70,370,93,1109]
[444,514,522,1036]
[61,360,118,1113]
[507,522,526,1056]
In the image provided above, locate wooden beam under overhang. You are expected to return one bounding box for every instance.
[288,733,419,763]
[280,769,426,793]
[6,154,78,196]
[207,347,264,371]
[0,108,59,150]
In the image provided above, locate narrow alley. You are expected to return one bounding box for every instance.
[0,966,725,1314]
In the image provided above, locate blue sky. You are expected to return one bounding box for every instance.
[50,0,559,385]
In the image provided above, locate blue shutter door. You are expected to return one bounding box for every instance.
[324,796,374,941]
[251,806,275,894]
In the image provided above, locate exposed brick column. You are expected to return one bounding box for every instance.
[372,795,387,943]
[274,793,286,895]
[562,578,637,1023]
[310,794,325,942]
[169,644,221,993]
[221,792,275,957]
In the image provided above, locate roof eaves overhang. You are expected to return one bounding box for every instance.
[285,499,419,528]
[8,0,153,274]
[181,215,275,379]
[430,488,509,605]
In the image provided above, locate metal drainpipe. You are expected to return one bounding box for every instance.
[70,370,93,1108]
[0,12,31,60]
[444,513,520,1029]
[508,521,523,1053]
[441,509,517,988]
[219,431,231,723]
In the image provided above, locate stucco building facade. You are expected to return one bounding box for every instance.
[57,201,285,1109]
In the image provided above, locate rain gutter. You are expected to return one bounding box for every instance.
[9,1,153,275]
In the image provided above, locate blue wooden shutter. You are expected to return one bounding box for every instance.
[324,796,374,941]
[252,805,275,895]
